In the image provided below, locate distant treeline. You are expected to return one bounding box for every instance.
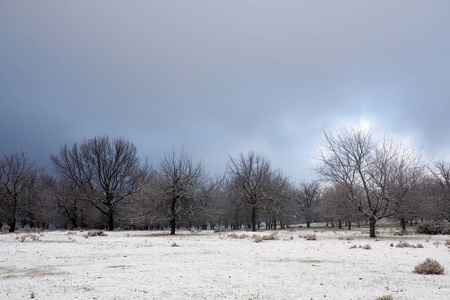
[1,130,449,237]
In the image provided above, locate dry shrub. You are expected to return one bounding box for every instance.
[228,233,249,239]
[349,244,371,249]
[83,230,107,238]
[253,233,277,243]
[414,258,445,275]
[416,222,450,235]
[303,234,317,241]
[396,241,411,248]
[171,242,180,247]
[261,233,278,241]
[395,241,424,248]
[254,236,263,243]
[17,234,40,242]
[1,225,11,234]
[375,296,393,300]
[227,233,239,239]
[361,244,371,250]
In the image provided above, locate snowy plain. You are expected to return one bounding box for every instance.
[0,227,449,300]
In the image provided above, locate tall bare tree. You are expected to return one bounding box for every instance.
[51,136,145,230]
[315,128,424,237]
[153,149,208,235]
[0,151,36,232]
[228,151,272,231]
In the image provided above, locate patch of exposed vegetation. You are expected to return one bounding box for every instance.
[253,233,278,243]
[83,230,107,238]
[414,258,445,275]
[395,241,423,248]
[301,233,317,241]
[416,222,450,235]
[227,233,250,239]
[349,244,371,250]
[375,296,393,300]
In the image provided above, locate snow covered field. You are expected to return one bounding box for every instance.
[1,228,449,300]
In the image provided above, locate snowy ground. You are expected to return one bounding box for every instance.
[0,227,449,300]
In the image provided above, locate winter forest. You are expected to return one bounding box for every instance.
[1,128,449,238]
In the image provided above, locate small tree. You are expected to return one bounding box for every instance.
[315,128,424,237]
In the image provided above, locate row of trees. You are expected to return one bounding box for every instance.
[1,130,450,237]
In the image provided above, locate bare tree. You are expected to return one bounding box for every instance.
[263,170,294,229]
[228,151,272,231]
[316,183,357,229]
[294,180,321,228]
[153,149,208,235]
[315,128,424,237]
[430,161,450,221]
[0,151,36,232]
[51,136,145,230]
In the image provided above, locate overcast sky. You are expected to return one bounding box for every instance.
[1,1,450,180]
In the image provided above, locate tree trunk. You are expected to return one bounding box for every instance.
[369,216,376,238]
[170,197,177,235]
[306,221,311,228]
[251,205,257,232]
[108,209,114,231]
[7,217,16,232]
[400,218,406,231]
[348,221,351,230]
[338,220,342,229]
[8,197,18,232]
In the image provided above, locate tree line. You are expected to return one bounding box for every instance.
[1,130,449,237]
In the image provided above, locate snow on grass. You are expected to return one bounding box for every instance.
[0,229,449,299]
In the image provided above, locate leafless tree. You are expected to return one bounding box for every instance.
[0,152,36,232]
[51,136,146,230]
[294,180,321,228]
[262,170,294,229]
[316,183,358,229]
[430,161,450,221]
[153,148,209,235]
[49,177,91,229]
[228,151,272,231]
[315,128,424,237]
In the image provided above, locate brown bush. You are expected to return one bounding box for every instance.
[414,258,445,275]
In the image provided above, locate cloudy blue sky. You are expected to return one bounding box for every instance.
[1,1,450,180]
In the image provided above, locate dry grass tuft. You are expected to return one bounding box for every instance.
[302,234,317,241]
[414,258,445,275]
[83,230,107,238]
[375,295,393,300]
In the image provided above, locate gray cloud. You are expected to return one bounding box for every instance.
[1,1,450,179]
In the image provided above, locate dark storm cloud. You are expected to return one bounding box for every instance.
[1,1,450,178]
